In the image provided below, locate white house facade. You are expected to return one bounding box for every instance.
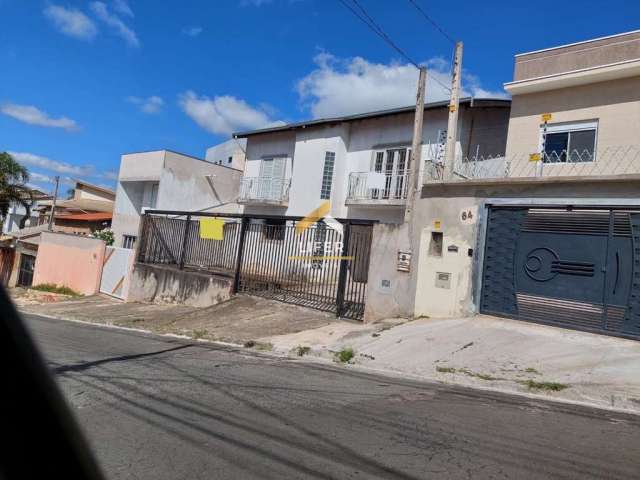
[234,98,511,224]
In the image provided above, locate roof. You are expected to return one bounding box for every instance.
[37,198,114,213]
[73,179,116,197]
[233,97,511,138]
[55,212,112,222]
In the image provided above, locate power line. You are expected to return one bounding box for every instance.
[336,0,451,93]
[336,0,419,68]
[406,0,455,45]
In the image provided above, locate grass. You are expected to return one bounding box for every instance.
[520,380,568,392]
[436,366,457,374]
[524,367,541,375]
[243,340,273,351]
[31,283,81,297]
[334,347,355,363]
[192,329,208,340]
[436,366,498,381]
[294,345,311,357]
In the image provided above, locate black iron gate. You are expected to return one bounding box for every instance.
[481,206,640,338]
[137,212,373,320]
[237,220,372,320]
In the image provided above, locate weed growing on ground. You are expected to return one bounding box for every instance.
[436,366,457,374]
[524,367,541,375]
[294,345,311,357]
[334,347,355,363]
[436,366,498,381]
[255,342,273,351]
[31,284,81,296]
[521,380,568,392]
[243,340,256,348]
[192,329,208,340]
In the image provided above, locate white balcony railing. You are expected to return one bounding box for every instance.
[239,176,291,204]
[347,171,410,202]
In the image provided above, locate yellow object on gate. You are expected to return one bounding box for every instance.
[199,217,224,240]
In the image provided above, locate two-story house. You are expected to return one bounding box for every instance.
[233,97,510,225]
[111,149,243,249]
[418,30,640,339]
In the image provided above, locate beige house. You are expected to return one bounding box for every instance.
[401,30,640,340]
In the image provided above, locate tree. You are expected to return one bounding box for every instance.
[0,152,33,230]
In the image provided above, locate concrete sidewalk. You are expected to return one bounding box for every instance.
[261,315,640,414]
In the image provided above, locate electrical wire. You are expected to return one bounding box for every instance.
[336,0,451,93]
[406,0,455,45]
[336,0,420,69]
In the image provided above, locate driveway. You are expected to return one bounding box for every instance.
[27,314,640,479]
[17,291,344,345]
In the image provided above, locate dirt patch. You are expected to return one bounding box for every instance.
[17,292,339,345]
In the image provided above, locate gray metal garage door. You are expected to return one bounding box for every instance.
[480,206,640,338]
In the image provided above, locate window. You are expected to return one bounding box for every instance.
[542,121,597,163]
[122,235,136,249]
[150,182,159,208]
[263,218,286,240]
[371,147,411,199]
[228,156,233,164]
[320,152,335,200]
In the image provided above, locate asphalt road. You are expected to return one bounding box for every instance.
[26,314,640,480]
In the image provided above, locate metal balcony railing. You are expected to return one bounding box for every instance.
[347,171,410,202]
[239,176,291,203]
[423,146,640,183]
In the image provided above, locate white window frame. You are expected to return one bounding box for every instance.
[539,120,598,163]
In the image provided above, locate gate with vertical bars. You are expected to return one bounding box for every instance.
[136,212,373,320]
[481,205,640,338]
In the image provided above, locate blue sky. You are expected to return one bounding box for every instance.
[1,0,638,194]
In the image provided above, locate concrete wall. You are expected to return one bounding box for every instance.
[205,138,247,171]
[514,31,640,81]
[363,223,414,322]
[32,232,106,295]
[111,150,242,247]
[127,263,233,307]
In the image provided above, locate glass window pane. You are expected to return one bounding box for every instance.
[568,130,596,162]
[544,132,568,162]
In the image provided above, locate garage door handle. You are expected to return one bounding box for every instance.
[613,251,620,296]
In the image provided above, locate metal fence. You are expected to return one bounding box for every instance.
[347,172,410,201]
[423,145,640,183]
[136,211,374,320]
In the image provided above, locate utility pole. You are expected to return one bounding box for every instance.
[404,66,427,224]
[444,41,463,179]
[48,175,60,231]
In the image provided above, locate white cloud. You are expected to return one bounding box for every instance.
[90,1,139,47]
[1,103,79,131]
[126,96,164,114]
[182,26,203,37]
[8,152,93,176]
[179,91,282,136]
[296,53,507,119]
[112,0,134,17]
[43,5,98,41]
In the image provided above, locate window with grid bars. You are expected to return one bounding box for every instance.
[122,235,136,249]
[320,152,335,200]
